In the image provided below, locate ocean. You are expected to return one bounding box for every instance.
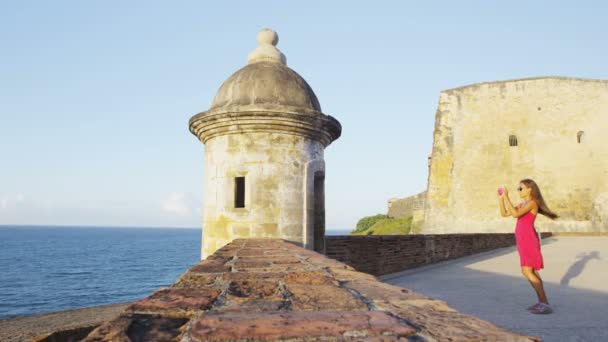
[0,226,351,319]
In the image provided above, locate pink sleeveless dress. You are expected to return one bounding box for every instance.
[515,203,544,270]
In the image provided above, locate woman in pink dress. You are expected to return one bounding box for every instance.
[499,179,559,314]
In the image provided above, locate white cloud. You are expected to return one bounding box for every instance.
[0,193,26,210]
[0,192,202,228]
[162,192,199,218]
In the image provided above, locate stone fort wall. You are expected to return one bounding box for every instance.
[387,191,426,219]
[423,77,608,234]
[387,191,426,232]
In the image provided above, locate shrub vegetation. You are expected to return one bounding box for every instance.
[351,214,388,234]
[351,216,413,235]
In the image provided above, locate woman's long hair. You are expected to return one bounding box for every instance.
[521,179,559,220]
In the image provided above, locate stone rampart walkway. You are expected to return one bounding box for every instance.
[381,236,608,342]
[38,239,539,341]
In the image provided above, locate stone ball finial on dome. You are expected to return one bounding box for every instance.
[247,28,287,65]
[257,28,278,46]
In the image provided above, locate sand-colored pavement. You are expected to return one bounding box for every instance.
[381,236,608,341]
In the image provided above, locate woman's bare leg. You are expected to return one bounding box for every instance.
[521,266,549,304]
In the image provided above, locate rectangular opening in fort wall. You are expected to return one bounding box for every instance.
[234,177,245,208]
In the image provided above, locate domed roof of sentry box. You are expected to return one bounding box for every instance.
[209,29,322,114]
[189,29,341,146]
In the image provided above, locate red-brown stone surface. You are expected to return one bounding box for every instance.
[226,280,282,301]
[286,284,368,311]
[72,239,540,341]
[189,311,416,341]
[215,299,287,314]
[283,270,338,285]
[220,271,286,283]
[326,266,378,282]
[343,279,429,302]
[189,259,232,273]
[82,314,189,342]
[173,272,220,288]
[126,288,220,314]
[375,299,541,342]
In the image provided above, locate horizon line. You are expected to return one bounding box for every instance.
[0,224,353,231]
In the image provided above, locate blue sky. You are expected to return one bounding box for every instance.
[1,1,607,229]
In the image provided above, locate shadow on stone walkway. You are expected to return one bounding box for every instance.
[381,237,608,342]
[560,251,601,286]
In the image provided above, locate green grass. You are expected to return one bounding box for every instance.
[352,216,412,235]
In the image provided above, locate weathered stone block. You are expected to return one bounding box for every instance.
[188,311,416,341]
[377,300,540,342]
[190,259,231,273]
[127,288,220,314]
[325,267,377,282]
[286,284,367,311]
[83,314,189,342]
[173,272,220,288]
[226,280,282,301]
[282,270,337,285]
[343,279,429,303]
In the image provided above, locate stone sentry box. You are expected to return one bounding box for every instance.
[189,29,341,259]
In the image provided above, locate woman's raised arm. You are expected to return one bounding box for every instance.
[505,195,537,218]
[499,196,509,217]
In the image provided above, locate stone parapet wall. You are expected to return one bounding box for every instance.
[325,233,552,276]
[44,239,539,341]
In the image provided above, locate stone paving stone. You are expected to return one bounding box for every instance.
[214,299,287,314]
[375,299,541,342]
[123,315,189,342]
[189,259,231,273]
[126,288,221,314]
[173,272,221,288]
[232,259,273,269]
[188,311,416,341]
[226,280,282,301]
[306,255,357,268]
[220,270,336,286]
[282,270,338,285]
[237,248,287,256]
[343,279,429,302]
[232,264,309,273]
[286,284,368,311]
[236,255,302,264]
[325,266,378,281]
[220,271,287,283]
[80,316,131,342]
[82,314,189,342]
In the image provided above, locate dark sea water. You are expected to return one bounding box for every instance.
[0,226,351,319]
[0,226,200,319]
